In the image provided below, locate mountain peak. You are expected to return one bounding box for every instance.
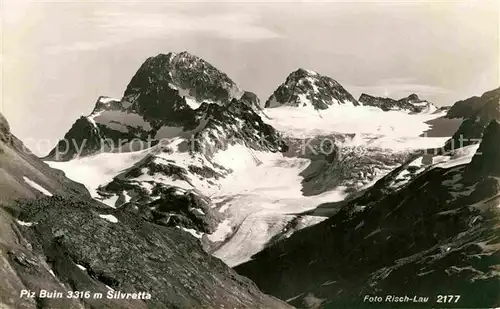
[406,93,420,101]
[265,69,358,109]
[359,92,436,113]
[124,51,243,105]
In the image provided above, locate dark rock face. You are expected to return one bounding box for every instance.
[0,120,90,203]
[433,106,451,114]
[359,93,437,113]
[46,117,109,161]
[146,190,219,233]
[446,87,500,120]
[124,51,242,105]
[265,68,359,109]
[236,134,500,308]
[239,91,262,111]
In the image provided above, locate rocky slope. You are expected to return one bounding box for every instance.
[236,120,500,309]
[265,68,359,109]
[359,93,437,113]
[0,112,291,309]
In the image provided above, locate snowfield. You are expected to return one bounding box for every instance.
[264,105,448,143]
[46,149,151,199]
[45,104,455,267]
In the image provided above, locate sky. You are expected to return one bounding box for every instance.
[1,0,499,155]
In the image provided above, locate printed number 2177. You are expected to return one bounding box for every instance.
[437,295,460,303]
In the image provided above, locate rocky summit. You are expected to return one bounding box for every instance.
[265,68,359,109]
[359,93,437,113]
[446,87,500,121]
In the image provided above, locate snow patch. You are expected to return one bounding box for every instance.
[93,110,152,132]
[46,148,150,198]
[178,226,203,239]
[207,219,232,242]
[16,220,36,227]
[433,144,480,169]
[123,190,131,203]
[98,214,119,223]
[76,264,86,271]
[191,208,205,215]
[99,194,119,208]
[23,176,53,196]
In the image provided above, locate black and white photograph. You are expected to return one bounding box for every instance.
[0,0,499,308]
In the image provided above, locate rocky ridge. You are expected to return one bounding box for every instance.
[265,68,359,109]
[359,93,437,113]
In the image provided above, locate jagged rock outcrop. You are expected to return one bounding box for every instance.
[239,91,263,111]
[359,93,437,113]
[265,68,359,109]
[192,99,287,157]
[446,87,500,120]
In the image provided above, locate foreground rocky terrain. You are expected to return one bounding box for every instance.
[0,112,290,309]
